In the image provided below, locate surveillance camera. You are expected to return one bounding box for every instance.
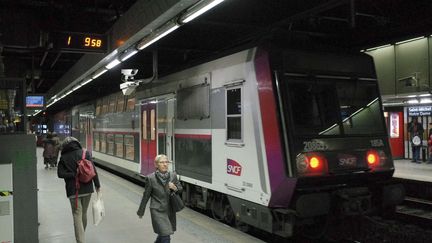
[120,81,139,95]
[121,69,138,76]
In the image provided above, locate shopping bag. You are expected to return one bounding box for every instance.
[92,192,105,226]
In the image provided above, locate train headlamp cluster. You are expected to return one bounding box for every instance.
[296,153,326,175]
[296,149,388,176]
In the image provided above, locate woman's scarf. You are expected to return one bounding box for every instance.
[155,170,170,185]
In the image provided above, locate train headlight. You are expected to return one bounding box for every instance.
[309,156,320,168]
[296,153,327,176]
[367,151,379,165]
[366,149,387,170]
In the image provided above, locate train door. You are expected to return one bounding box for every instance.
[166,98,175,169]
[86,117,93,152]
[79,115,86,148]
[156,97,175,171]
[140,101,157,175]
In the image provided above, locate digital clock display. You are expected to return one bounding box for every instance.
[54,32,107,53]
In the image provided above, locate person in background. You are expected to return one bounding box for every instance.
[42,132,56,169]
[408,116,424,163]
[51,132,61,167]
[427,123,432,164]
[137,154,183,243]
[57,136,101,243]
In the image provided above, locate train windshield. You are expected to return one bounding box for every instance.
[282,76,385,137]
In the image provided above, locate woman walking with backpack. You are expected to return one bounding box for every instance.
[57,136,101,243]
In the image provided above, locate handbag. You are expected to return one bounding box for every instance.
[169,172,184,212]
[170,192,185,212]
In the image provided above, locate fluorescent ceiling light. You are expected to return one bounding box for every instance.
[407,99,419,104]
[92,68,108,79]
[396,36,424,45]
[419,93,431,97]
[420,98,432,104]
[406,95,417,98]
[81,77,94,86]
[137,22,179,50]
[181,0,224,23]
[105,58,121,69]
[120,49,138,61]
[72,84,83,91]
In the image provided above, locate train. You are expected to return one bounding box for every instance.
[61,45,404,238]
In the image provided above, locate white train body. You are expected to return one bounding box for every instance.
[68,46,403,237]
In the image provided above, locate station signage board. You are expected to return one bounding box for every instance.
[408,106,432,116]
[52,32,107,53]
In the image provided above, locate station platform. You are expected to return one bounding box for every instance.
[394,159,432,182]
[36,148,263,243]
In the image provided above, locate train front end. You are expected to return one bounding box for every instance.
[262,48,405,234]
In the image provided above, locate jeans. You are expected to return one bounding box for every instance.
[155,235,171,243]
[69,194,92,243]
[412,146,421,162]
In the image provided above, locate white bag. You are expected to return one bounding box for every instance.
[92,192,105,226]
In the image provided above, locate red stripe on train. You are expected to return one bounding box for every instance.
[174,134,211,139]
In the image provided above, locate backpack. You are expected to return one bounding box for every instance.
[77,149,96,183]
[75,149,96,208]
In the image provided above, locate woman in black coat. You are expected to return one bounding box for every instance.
[57,136,101,243]
[137,154,183,243]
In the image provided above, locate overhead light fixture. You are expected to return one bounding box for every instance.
[120,49,138,61]
[72,84,83,91]
[137,21,179,50]
[420,98,432,104]
[407,99,419,104]
[406,95,417,98]
[105,58,121,69]
[395,36,424,45]
[81,77,94,86]
[92,68,108,79]
[180,0,225,23]
[419,93,431,97]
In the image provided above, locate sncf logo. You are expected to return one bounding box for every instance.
[227,159,242,176]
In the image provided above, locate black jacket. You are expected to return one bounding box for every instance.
[57,141,100,197]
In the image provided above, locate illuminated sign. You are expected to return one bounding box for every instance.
[53,32,107,53]
[26,95,44,108]
[408,106,432,116]
[390,113,399,138]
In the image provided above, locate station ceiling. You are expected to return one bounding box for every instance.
[1,0,432,113]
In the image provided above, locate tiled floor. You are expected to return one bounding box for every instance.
[36,148,263,243]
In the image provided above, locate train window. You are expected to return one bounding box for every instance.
[127,97,135,112]
[124,135,135,160]
[100,133,106,153]
[102,97,109,115]
[226,87,242,141]
[109,95,116,113]
[96,99,102,116]
[94,132,100,151]
[177,84,210,120]
[115,134,124,157]
[142,110,147,140]
[283,78,385,136]
[117,95,125,112]
[107,134,114,155]
[151,109,155,140]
